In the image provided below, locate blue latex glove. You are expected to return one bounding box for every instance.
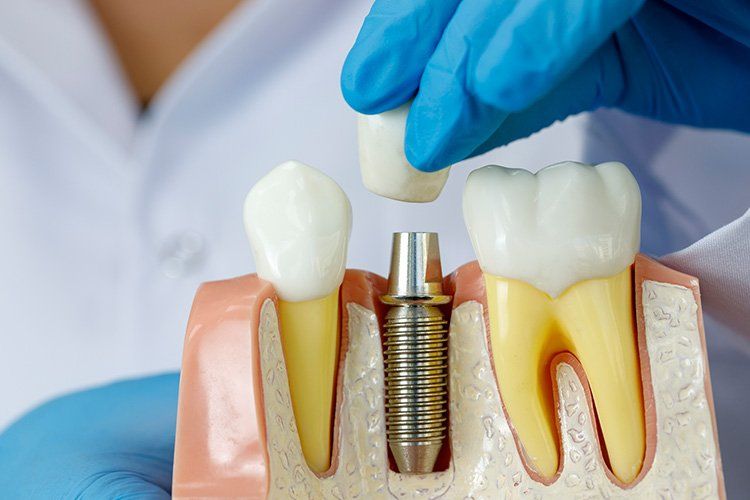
[0,373,178,499]
[342,0,750,171]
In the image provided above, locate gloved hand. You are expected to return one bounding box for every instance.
[342,0,750,172]
[0,373,178,499]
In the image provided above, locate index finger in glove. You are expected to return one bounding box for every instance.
[341,0,461,114]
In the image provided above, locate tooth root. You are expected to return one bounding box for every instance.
[485,275,561,478]
[485,269,645,483]
[278,292,340,473]
[556,269,645,483]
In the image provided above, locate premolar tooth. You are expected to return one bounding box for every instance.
[357,102,450,203]
[463,161,645,483]
[244,160,351,473]
[244,160,351,303]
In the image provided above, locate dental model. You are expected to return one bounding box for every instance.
[173,161,724,498]
[243,160,352,473]
[357,103,450,202]
[463,162,644,482]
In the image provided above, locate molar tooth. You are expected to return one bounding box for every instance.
[357,103,450,203]
[463,161,641,298]
[244,160,351,473]
[462,161,645,483]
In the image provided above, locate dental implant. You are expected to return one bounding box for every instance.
[381,232,451,474]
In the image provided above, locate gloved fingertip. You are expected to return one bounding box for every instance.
[340,60,379,114]
[404,98,483,172]
[340,52,416,115]
[404,144,446,173]
[404,127,455,173]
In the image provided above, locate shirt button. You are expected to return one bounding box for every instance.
[158,231,207,278]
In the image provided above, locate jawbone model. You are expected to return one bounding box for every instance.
[173,161,724,498]
[462,162,643,482]
[243,160,351,473]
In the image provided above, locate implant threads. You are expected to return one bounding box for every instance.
[383,305,449,474]
[381,232,451,474]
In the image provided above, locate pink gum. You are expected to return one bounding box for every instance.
[172,255,723,498]
[172,270,386,498]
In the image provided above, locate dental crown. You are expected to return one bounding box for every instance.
[463,161,641,297]
[357,103,450,203]
[243,160,352,302]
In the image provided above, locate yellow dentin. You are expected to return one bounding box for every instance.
[278,290,340,474]
[485,268,645,483]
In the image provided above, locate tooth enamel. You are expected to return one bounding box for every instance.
[244,160,352,302]
[463,161,645,483]
[463,161,641,297]
[358,103,450,203]
[243,160,351,473]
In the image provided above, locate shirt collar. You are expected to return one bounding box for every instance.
[0,0,342,160]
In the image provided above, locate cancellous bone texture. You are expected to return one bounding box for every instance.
[173,257,724,499]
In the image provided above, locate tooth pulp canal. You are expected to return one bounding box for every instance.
[244,160,352,473]
[357,102,450,203]
[463,162,645,483]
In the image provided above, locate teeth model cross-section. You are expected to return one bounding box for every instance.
[173,254,724,498]
[357,103,450,203]
[243,160,352,473]
[463,161,644,483]
[173,159,724,498]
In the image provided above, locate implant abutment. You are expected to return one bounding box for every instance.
[381,232,451,474]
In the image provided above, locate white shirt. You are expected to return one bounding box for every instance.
[0,1,748,491]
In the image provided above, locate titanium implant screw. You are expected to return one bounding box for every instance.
[381,232,451,474]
